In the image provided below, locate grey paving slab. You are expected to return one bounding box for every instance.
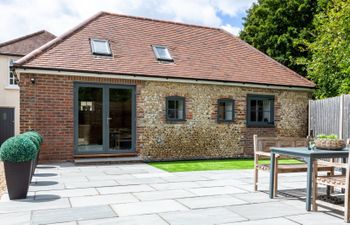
[159,207,247,225]
[79,214,168,225]
[162,175,210,182]
[86,174,134,181]
[151,181,201,190]
[177,195,247,209]
[0,198,70,213]
[45,222,77,225]
[227,201,308,220]
[111,199,188,216]
[287,213,343,225]
[70,193,139,207]
[31,205,116,225]
[189,186,247,196]
[116,177,166,185]
[97,184,154,194]
[233,192,280,204]
[0,163,346,225]
[195,179,248,188]
[29,183,66,192]
[65,180,117,189]
[35,188,98,200]
[132,172,174,178]
[219,217,298,225]
[133,189,195,201]
[0,211,31,225]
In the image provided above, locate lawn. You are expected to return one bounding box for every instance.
[149,158,302,172]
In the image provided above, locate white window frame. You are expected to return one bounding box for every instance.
[152,45,173,61]
[90,39,112,56]
[8,59,17,86]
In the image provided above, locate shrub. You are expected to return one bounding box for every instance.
[22,133,40,150]
[23,131,43,145]
[0,135,37,163]
[317,134,338,139]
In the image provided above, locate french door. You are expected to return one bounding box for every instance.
[74,83,136,154]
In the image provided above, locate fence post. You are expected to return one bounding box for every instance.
[339,95,344,139]
[308,99,312,136]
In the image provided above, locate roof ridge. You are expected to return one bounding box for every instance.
[218,28,315,87]
[102,11,223,31]
[0,30,53,48]
[16,12,105,66]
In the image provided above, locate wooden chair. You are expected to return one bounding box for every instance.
[253,135,334,195]
[312,139,350,222]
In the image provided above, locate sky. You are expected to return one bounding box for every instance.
[0,0,256,43]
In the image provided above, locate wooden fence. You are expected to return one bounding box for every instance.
[309,95,350,139]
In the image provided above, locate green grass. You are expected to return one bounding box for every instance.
[148,159,302,172]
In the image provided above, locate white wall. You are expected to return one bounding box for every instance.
[0,54,20,135]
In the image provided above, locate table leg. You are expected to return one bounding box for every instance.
[306,157,313,211]
[269,152,276,199]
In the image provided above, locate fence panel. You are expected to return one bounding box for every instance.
[309,95,350,139]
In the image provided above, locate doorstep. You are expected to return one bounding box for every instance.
[74,154,143,165]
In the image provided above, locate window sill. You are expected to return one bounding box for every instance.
[217,120,234,124]
[5,85,19,90]
[166,119,187,124]
[246,124,275,128]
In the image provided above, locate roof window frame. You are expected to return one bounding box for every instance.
[152,45,174,62]
[90,38,112,56]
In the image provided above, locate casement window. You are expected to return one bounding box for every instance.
[166,96,185,121]
[247,95,275,127]
[8,59,17,86]
[90,39,112,56]
[152,45,173,61]
[217,99,234,122]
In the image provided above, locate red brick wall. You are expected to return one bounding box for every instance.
[20,73,144,162]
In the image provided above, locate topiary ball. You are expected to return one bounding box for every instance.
[25,131,43,144]
[0,135,38,163]
[22,133,40,151]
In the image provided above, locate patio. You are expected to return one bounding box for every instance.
[0,163,343,225]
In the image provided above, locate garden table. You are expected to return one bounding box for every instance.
[269,147,349,211]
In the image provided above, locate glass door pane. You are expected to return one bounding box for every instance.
[109,88,132,151]
[78,87,103,152]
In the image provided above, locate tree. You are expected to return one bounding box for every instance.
[307,0,350,98]
[240,0,324,76]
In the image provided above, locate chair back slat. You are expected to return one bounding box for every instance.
[253,135,307,154]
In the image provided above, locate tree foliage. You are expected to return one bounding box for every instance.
[240,0,324,76]
[307,0,350,98]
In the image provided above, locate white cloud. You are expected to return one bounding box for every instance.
[0,0,256,42]
[221,24,241,36]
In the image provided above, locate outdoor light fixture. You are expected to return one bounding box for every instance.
[30,77,35,84]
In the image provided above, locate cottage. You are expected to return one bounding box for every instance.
[0,30,55,144]
[14,12,315,162]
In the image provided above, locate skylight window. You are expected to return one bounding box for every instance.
[152,45,173,61]
[90,39,111,56]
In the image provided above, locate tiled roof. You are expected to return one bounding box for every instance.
[16,12,315,88]
[0,30,56,56]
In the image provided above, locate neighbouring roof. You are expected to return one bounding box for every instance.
[15,12,315,88]
[0,30,56,56]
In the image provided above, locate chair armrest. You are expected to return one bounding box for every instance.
[317,160,347,169]
[255,151,272,157]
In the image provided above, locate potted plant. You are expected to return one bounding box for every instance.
[0,135,38,199]
[22,131,43,179]
[314,134,345,150]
